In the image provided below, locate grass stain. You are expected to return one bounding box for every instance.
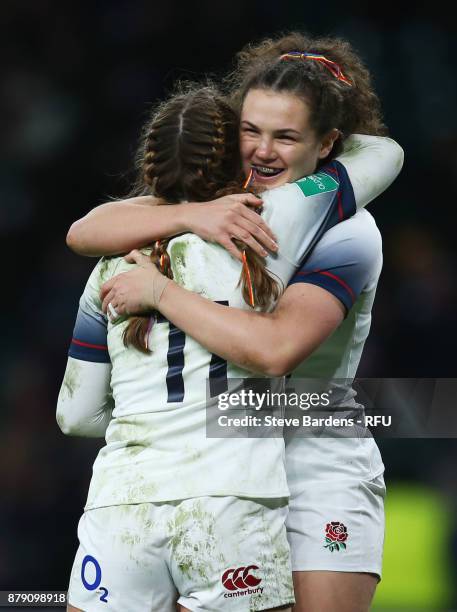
[60,360,82,400]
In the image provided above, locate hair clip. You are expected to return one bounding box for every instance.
[280,52,352,86]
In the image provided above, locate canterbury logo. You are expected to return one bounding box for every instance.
[221,565,262,591]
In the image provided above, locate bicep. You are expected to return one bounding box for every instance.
[271,283,345,374]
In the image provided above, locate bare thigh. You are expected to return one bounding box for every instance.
[67,606,83,612]
[292,571,378,612]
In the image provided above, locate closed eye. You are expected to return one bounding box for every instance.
[276,133,297,142]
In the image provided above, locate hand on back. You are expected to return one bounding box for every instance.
[100,251,169,318]
[186,193,278,261]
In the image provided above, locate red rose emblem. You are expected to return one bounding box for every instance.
[324,522,348,551]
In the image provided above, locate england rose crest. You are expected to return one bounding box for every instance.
[324,521,348,552]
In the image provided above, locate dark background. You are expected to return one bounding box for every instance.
[1,1,456,609]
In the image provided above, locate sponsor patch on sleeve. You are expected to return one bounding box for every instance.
[295,172,339,197]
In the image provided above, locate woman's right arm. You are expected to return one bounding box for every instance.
[66,194,277,261]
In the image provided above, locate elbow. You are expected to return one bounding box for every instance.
[66,220,92,256]
[386,138,405,176]
[262,359,293,378]
[398,146,405,171]
[56,406,75,436]
[56,403,86,436]
[246,345,295,378]
[66,221,82,253]
[56,402,109,438]
[254,341,312,377]
[233,326,306,377]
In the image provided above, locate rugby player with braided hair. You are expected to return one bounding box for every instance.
[121,85,282,353]
[67,32,389,259]
[60,33,402,612]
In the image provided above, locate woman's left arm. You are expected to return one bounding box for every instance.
[100,252,344,376]
[337,134,404,208]
[57,258,119,437]
[57,358,113,437]
[100,211,379,376]
[156,280,344,376]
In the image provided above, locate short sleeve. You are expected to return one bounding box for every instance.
[318,159,356,227]
[288,210,382,312]
[261,162,356,284]
[68,257,121,363]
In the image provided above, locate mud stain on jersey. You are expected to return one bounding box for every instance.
[59,359,82,401]
[170,241,187,287]
[181,445,203,464]
[115,501,151,525]
[98,256,114,284]
[107,416,144,444]
[122,474,158,502]
[89,467,158,507]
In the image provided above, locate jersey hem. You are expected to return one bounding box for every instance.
[84,490,290,511]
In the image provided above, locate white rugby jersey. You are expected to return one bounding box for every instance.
[285,210,386,488]
[57,136,403,507]
[289,209,382,380]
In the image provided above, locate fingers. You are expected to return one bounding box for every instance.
[101,270,130,301]
[239,205,278,245]
[125,249,151,266]
[237,218,278,254]
[107,302,121,321]
[238,193,263,207]
[124,249,142,263]
[219,238,243,262]
[235,231,269,258]
[226,209,278,256]
[227,194,277,245]
[221,195,278,255]
[102,289,116,315]
[100,277,115,301]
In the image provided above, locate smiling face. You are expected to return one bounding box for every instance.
[240,88,338,189]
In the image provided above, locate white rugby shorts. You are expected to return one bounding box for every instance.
[286,437,385,577]
[68,496,294,611]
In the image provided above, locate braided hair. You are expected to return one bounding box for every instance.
[124,84,281,353]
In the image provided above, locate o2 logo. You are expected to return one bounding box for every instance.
[81,555,109,603]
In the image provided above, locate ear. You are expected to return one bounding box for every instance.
[318,128,340,160]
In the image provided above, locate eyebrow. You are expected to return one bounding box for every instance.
[241,120,301,136]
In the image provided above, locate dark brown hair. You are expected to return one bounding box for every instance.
[226,32,387,162]
[124,84,280,353]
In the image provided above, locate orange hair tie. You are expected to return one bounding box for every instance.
[243,168,254,189]
[242,249,255,308]
[144,315,154,351]
[279,51,352,86]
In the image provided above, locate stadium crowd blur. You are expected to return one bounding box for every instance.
[1,1,456,609]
